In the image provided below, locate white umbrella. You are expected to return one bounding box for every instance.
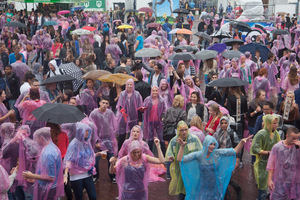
[169,28,180,34]
[71,29,92,35]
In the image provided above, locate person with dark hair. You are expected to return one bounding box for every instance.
[114,57,131,74]
[253,101,274,136]
[134,71,151,100]
[20,72,35,94]
[205,72,222,104]
[9,46,25,65]
[267,126,300,200]
[11,53,31,81]
[62,89,74,103]
[4,65,20,111]
[0,89,14,126]
[142,61,165,87]
[93,41,104,70]
[103,59,116,74]
[134,29,144,52]
[186,91,204,125]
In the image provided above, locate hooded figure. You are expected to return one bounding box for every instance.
[105,38,122,65]
[46,60,64,77]
[250,115,281,191]
[159,79,174,110]
[93,41,104,68]
[179,135,236,200]
[165,121,202,197]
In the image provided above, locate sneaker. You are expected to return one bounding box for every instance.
[93,177,99,183]
[112,178,116,184]
[166,175,170,180]
[239,162,244,168]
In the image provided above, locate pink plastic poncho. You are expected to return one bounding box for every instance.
[262,61,280,93]
[184,75,204,103]
[105,38,122,65]
[253,76,271,99]
[80,117,99,149]
[0,122,15,147]
[80,89,97,116]
[143,87,166,141]
[11,61,31,81]
[159,79,173,110]
[89,108,118,155]
[267,141,300,199]
[64,122,95,176]
[32,127,64,200]
[15,90,51,107]
[189,126,206,143]
[116,79,143,135]
[116,140,150,200]
[0,163,10,200]
[0,102,9,126]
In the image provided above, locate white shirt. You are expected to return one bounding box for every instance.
[37,16,42,25]
[20,82,31,94]
[151,74,159,87]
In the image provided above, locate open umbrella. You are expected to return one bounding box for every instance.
[194,32,212,41]
[278,48,295,59]
[168,53,197,60]
[41,75,75,85]
[71,29,92,35]
[58,10,70,15]
[59,62,84,92]
[146,23,161,28]
[43,21,58,26]
[207,77,247,87]
[201,14,214,20]
[117,24,133,29]
[176,28,193,35]
[271,29,289,35]
[82,26,97,31]
[173,8,189,14]
[82,70,111,80]
[195,50,218,60]
[230,21,251,32]
[138,7,154,13]
[207,43,227,54]
[174,45,198,52]
[222,50,243,59]
[126,9,138,13]
[32,103,85,124]
[210,30,232,39]
[264,27,277,32]
[134,48,161,58]
[224,39,244,46]
[4,21,26,28]
[239,43,270,63]
[98,73,137,85]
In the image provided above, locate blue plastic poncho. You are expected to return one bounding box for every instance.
[179,135,236,200]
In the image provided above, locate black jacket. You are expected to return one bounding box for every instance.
[5,72,20,100]
[135,81,151,100]
[1,52,8,68]
[93,41,104,66]
[186,102,204,120]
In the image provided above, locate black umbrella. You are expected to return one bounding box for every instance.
[173,45,198,52]
[239,43,270,63]
[201,14,214,20]
[222,50,243,59]
[224,39,244,46]
[271,29,289,35]
[126,9,138,13]
[31,103,85,124]
[168,53,197,60]
[41,75,76,85]
[278,48,295,59]
[195,50,218,60]
[173,8,189,14]
[207,77,247,87]
[230,21,251,32]
[194,32,212,41]
[4,21,26,28]
[210,30,232,39]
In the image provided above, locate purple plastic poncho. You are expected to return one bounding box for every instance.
[32,127,64,200]
[267,141,300,200]
[105,38,122,65]
[253,76,271,99]
[80,117,99,149]
[189,126,206,143]
[80,89,97,116]
[116,79,143,135]
[11,61,31,81]
[143,87,166,142]
[262,61,280,93]
[0,102,9,126]
[89,108,118,155]
[0,122,15,147]
[159,79,173,110]
[15,90,51,107]
[184,76,204,103]
[116,140,150,200]
[0,163,10,200]
[64,122,95,176]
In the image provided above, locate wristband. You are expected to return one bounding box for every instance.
[254,111,257,114]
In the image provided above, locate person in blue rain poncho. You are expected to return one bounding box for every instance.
[177,134,252,200]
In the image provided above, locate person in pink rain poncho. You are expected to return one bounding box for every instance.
[63,122,97,200]
[267,127,300,200]
[116,78,143,150]
[22,127,64,200]
[0,163,17,200]
[105,38,122,65]
[80,79,97,116]
[159,79,173,110]
[184,75,204,103]
[110,138,165,200]
[89,97,118,183]
[16,88,46,136]
[262,52,280,95]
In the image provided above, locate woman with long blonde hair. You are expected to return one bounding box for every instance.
[204,103,223,136]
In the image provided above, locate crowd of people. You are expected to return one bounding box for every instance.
[0,3,299,200]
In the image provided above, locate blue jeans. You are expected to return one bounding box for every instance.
[30,25,35,37]
[258,189,267,200]
[249,126,256,163]
[166,161,172,178]
[70,176,97,200]
[94,152,115,181]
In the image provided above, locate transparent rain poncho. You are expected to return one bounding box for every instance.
[64,122,95,175]
[79,89,97,116]
[165,121,202,195]
[0,163,10,200]
[15,90,51,107]
[267,141,300,199]
[32,127,64,200]
[159,79,173,110]
[250,115,281,190]
[89,108,118,155]
[0,102,9,126]
[0,123,16,173]
[116,140,150,200]
[180,135,236,200]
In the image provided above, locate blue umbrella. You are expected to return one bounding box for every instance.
[207,43,227,54]
[43,21,58,26]
[239,43,270,63]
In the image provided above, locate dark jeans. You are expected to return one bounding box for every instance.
[225,179,243,200]
[118,133,127,152]
[94,152,115,181]
[179,193,185,200]
[70,176,97,200]
[64,173,73,200]
[258,189,267,200]
[148,140,166,156]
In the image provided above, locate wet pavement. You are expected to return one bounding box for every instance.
[62,149,258,200]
